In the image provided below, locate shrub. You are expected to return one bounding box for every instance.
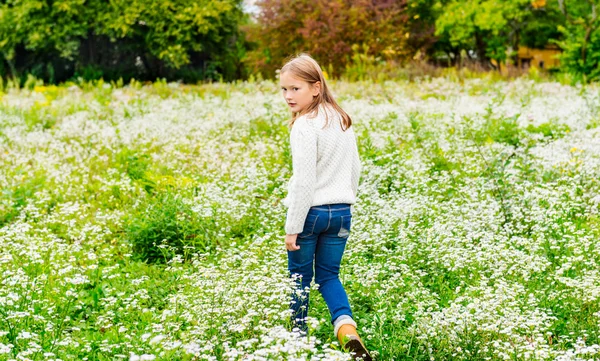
[124,187,265,263]
[124,192,212,263]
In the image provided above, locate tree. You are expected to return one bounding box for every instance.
[0,0,246,83]
[96,0,243,70]
[247,0,409,78]
[0,0,91,80]
[554,0,600,82]
[435,0,523,68]
[403,0,449,62]
[520,2,563,49]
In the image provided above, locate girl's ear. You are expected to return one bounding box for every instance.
[312,81,321,96]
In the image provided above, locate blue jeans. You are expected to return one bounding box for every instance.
[287,203,353,333]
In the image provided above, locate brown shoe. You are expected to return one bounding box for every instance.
[343,335,373,361]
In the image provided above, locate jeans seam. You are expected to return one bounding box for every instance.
[312,207,350,211]
[298,215,319,239]
[310,215,319,235]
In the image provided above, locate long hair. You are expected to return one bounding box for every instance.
[280,53,352,131]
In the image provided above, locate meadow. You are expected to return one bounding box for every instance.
[0,76,599,361]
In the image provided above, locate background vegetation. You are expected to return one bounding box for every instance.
[1,74,599,360]
[1,0,600,84]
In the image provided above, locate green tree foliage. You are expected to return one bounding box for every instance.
[555,0,600,82]
[0,0,246,83]
[404,0,447,60]
[520,2,563,49]
[246,0,409,78]
[3,0,600,83]
[0,0,89,60]
[434,0,549,68]
[0,0,92,81]
[97,0,242,70]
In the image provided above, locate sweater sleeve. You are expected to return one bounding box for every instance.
[350,137,361,197]
[285,120,317,235]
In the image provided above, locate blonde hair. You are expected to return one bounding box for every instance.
[280,53,352,131]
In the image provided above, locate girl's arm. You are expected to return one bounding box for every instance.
[285,121,317,235]
[351,133,361,197]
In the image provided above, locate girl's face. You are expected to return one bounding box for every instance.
[279,72,320,114]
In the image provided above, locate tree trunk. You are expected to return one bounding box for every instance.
[581,26,592,65]
[581,1,599,67]
[474,32,488,68]
[88,31,96,65]
[3,52,18,80]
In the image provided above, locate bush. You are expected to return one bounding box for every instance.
[124,187,265,263]
[125,192,214,263]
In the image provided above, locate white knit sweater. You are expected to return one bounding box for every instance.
[283,104,361,235]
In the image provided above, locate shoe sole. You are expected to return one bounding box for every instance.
[344,339,373,361]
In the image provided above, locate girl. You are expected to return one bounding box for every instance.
[280,54,372,361]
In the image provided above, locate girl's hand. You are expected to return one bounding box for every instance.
[285,234,300,251]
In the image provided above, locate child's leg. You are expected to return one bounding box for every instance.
[287,235,317,333]
[314,209,371,360]
[314,212,353,324]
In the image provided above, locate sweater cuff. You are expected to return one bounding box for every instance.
[285,223,303,235]
[285,210,307,235]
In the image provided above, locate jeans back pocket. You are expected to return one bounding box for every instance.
[338,215,351,238]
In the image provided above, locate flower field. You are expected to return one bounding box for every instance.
[1,77,599,361]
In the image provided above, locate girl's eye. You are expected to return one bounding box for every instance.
[293,87,299,91]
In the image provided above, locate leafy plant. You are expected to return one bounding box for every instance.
[124,191,213,263]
